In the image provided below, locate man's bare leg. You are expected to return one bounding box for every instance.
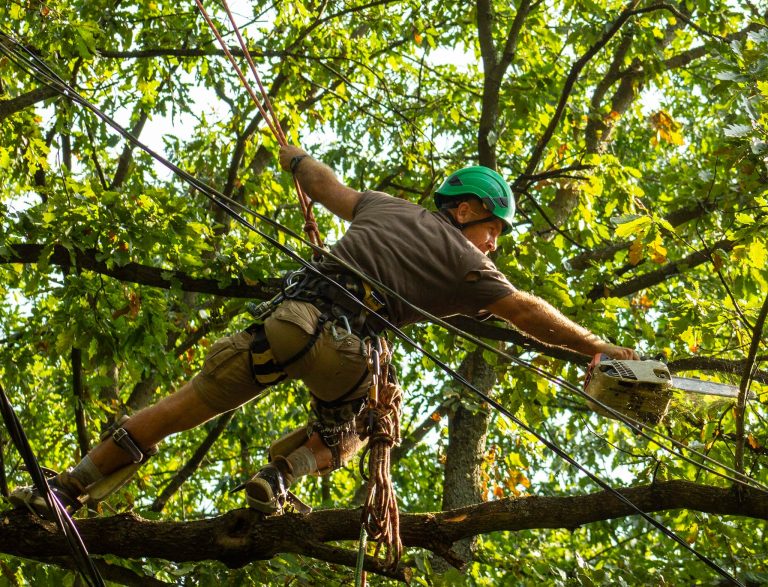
[88,381,220,475]
[10,381,221,514]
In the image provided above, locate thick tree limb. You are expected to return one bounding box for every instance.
[0,244,275,299]
[476,0,532,168]
[0,86,58,121]
[7,244,763,387]
[668,357,768,385]
[1,481,765,576]
[446,316,585,363]
[440,349,495,566]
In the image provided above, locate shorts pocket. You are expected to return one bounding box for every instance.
[201,333,251,376]
[268,300,321,336]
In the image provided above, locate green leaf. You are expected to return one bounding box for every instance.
[613,216,652,238]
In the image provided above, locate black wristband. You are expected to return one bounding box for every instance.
[290,155,309,173]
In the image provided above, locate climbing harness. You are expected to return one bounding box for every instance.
[246,268,387,389]
[355,338,403,585]
[0,25,749,585]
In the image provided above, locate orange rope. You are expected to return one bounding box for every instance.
[359,338,403,575]
[194,0,323,250]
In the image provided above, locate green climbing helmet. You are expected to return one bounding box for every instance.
[434,166,515,235]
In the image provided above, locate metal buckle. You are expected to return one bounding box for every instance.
[283,270,307,298]
[330,315,352,340]
[112,428,144,463]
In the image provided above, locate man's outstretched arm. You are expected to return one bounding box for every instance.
[487,291,639,360]
[278,145,361,221]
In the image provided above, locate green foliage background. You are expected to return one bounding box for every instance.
[0,0,766,584]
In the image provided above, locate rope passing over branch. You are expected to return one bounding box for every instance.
[357,338,403,581]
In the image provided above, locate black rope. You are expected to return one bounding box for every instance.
[0,30,747,586]
[0,383,104,587]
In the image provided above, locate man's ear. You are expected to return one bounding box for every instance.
[454,200,473,222]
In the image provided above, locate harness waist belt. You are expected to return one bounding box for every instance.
[284,270,389,337]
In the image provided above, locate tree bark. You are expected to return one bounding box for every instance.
[1,481,765,578]
[0,87,58,121]
[0,244,276,299]
[438,348,496,568]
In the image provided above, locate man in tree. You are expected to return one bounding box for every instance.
[10,145,638,516]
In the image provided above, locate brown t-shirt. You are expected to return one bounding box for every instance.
[316,190,514,326]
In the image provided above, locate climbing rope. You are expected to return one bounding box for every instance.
[0,30,748,585]
[193,0,324,251]
[356,338,403,583]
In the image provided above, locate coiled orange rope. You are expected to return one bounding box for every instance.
[358,338,403,581]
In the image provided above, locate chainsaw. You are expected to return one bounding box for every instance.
[584,354,753,425]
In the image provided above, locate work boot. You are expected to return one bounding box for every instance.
[8,471,85,518]
[245,456,294,514]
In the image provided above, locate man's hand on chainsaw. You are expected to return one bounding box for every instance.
[595,342,639,361]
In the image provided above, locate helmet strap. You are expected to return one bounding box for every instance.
[440,203,497,232]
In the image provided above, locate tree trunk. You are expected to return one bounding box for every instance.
[437,348,496,569]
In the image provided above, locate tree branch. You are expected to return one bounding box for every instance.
[71,348,90,460]
[0,86,58,121]
[0,244,276,299]
[476,0,533,168]
[1,481,765,576]
[515,0,641,187]
[586,239,735,300]
[735,294,768,475]
[151,411,236,512]
[567,201,712,271]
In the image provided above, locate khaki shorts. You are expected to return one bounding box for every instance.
[192,300,371,412]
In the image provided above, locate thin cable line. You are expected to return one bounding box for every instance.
[0,384,104,587]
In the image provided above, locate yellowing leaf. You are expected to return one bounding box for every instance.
[629,238,644,265]
[747,434,761,450]
[648,235,667,264]
[712,250,726,271]
[748,241,767,269]
[686,523,699,544]
[650,110,684,146]
[680,326,699,353]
